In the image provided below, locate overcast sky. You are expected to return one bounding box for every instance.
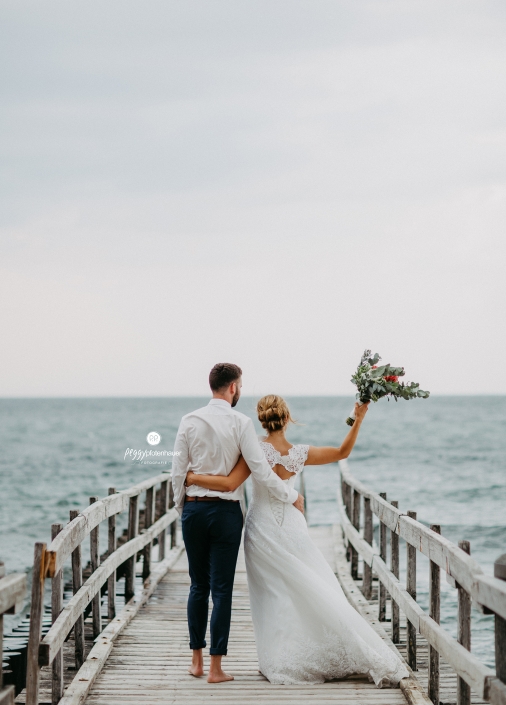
[1,0,505,396]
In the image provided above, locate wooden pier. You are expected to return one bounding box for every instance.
[8,464,506,705]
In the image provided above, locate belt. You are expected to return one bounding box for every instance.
[185,496,239,503]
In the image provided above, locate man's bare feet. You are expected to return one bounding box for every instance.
[207,670,234,683]
[188,664,205,677]
[188,649,205,677]
[208,655,234,683]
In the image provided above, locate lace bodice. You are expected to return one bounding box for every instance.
[259,441,309,475]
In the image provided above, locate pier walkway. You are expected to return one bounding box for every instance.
[83,528,408,705]
[10,465,506,705]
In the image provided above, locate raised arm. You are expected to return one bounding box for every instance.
[306,402,369,465]
[186,455,251,492]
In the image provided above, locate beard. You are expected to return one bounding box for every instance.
[231,390,240,407]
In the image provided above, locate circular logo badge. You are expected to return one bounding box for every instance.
[146,431,161,446]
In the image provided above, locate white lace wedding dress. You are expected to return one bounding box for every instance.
[243,441,409,686]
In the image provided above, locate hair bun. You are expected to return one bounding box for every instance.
[257,395,294,433]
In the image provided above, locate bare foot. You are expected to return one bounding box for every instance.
[188,664,205,677]
[207,670,234,683]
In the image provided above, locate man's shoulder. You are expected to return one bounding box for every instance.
[229,408,253,426]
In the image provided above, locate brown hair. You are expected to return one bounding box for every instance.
[257,395,295,433]
[209,363,242,392]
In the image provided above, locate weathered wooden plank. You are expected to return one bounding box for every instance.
[363,497,373,600]
[0,685,15,705]
[379,492,387,623]
[0,574,26,616]
[89,497,102,639]
[51,524,64,705]
[25,543,46,705]
[406,510,417,672]
[351,489,360,579]
[107,488,116,622]
[169,480,177,549]
[457,540,471,705]
[428,525,440,705]
[391,501,400,644]
[70,510,85,672]
[158,479,168,561]
[125,495,138,603]
[142,487,155,581]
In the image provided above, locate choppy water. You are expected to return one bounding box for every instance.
[0,396,505,667]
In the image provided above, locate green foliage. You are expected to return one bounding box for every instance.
[351,350,430,404]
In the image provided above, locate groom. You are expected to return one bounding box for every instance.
[171,363,304,683]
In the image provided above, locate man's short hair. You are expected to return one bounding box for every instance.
[209,363,242,392]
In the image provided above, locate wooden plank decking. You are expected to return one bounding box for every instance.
[83,527,408,705]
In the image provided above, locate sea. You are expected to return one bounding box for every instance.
[0,396,505,668]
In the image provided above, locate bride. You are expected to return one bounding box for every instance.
[185,395,409,687]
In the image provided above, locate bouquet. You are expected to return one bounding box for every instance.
[346,350,430,426]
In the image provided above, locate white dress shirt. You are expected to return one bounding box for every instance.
[171,398,299,514]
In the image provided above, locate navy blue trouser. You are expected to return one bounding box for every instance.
[181,499,243,655]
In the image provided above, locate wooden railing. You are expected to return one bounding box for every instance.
[0,562,26,705]
[338,459,506,705]
[25,472,181,705]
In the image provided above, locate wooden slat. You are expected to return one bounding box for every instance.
[25,543,46,705]
[51,523,64,705]
[0,574,26,616]
[0,685,15,705]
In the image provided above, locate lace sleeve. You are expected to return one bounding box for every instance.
[291,444,309,473]
[259,442,279,468]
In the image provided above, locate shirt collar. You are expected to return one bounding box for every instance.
[208,398,231,408]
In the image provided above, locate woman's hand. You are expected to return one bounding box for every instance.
[354,401,369,423]
[185,471,197,487]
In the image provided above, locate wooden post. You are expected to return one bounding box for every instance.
[457,540,471,705]
[342,481,351,562]
[390,501,400,643]
[494,553,506,685]
[142,487,155,581]
[428,524,441,705]
[107,488,116,621]
[89,497,101,638]
[51,524,64,705]
[169,480,177,549]
[363,497,373,600]
[25,542,46,705]
[406,510,417,670]
[378,492,387,622]
[158,479,168,561]
[70,510,85,670]
[125,495,139,602]
[350,490,360,579]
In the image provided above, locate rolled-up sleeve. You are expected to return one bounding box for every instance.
[171,421,190,515]
[239,419,298,504]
